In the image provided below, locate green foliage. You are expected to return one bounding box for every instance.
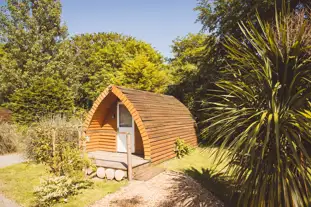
[114,54,169,93]
[0,122,23,154]
[0,1,170,113]
[70,33,167,108]
[26,116,91,176]
[204,6,311,206]
[170,33,207,84]
[188,0,311,130]
[7,77,75,124]
[168,33,218,124]
[174,138,193,159]
[0,0,75,104]
[195,0,311,38]
[53,146,94,177]
[34,176,92,206]
[0,163,126,207]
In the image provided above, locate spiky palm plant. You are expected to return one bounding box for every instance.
[203,7,311,207]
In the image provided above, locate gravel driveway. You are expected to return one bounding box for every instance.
[0,153,25,207]
[0,194,20,207]
[0,153,26,168]
[91,171,223,207]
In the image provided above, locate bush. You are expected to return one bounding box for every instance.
[0,122,23,154]
[26,116,93,176]
[7,77,75,124]
[53,146,94,177]
[174,138,193,159]
[34,176,93,206]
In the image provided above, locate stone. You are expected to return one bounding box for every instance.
[106,168,115,180]
[114,170,125,181]
[96,167,106,179]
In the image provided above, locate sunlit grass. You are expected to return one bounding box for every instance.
[0,162,126,207]
[161,147,230,173]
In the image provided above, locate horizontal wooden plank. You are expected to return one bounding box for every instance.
[151,147,175,158]
[143,121,195,129]
[97,144,116,149]
[148,131,196,140]
[151,136,197,151]
[146,124,196,133]
[148,128,196,139]
[152,153,176,164]
[150,135,197,144]
[151,151,176,163]
[86,131,116,136]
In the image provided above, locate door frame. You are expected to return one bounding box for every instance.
[116,102,135,153]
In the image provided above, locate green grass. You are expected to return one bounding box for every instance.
[0,162,127,207]
[161,147,237,205]
[161,147,229,173]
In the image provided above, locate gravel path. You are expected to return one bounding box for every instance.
[0,194,20,207]
[0,153,26,168]
[91,171,223,207]
[0,153,25,207]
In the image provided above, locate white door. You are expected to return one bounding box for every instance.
[117,103,135,153]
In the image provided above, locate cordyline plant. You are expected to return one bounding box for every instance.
[203,6,311,207]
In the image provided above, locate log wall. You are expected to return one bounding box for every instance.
[84,85,198,163]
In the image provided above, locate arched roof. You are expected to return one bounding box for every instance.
[84,85,197,161]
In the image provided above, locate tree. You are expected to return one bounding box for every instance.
[187,0,311,127]
[114,54,169,93]
[195,0,311,39]
[70,33,166,108]
[204,7,311,206]
[0,0,75,103]
[167,33,219,123]
[7,77,75,124]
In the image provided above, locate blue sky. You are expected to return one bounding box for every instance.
[0,0,202,57]
[61,0,202,57]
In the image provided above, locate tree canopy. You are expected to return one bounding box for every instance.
[7,77,75,124]
[195,0,311,39]
[0,1,169,119]
[0,0,75,105]
[70,32,168,108]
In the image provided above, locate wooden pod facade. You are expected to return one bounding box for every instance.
[84,85,198,163]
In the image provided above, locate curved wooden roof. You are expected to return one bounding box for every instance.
[84,85,197,162]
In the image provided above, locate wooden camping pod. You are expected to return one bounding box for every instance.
[84,85,198,163]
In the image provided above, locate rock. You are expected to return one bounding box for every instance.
[96,167,106,179]
[86,167,93,175]
[106,168,115,180]
[114,170,125,181]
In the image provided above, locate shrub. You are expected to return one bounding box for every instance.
[0,122,23,154]
[174,138,193,158]
[203,7,311,206]
[52,146,94,177]
[26,116,92,176]
[7,77,75,124]
[34,176,93,206]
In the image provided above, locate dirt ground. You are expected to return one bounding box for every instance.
[91,171,223,207]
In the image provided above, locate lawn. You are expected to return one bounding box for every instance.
[161,147,229,173]
[0,162,127,207]
[161,147,237,205]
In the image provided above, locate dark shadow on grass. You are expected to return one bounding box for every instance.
[183,167,239,207]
